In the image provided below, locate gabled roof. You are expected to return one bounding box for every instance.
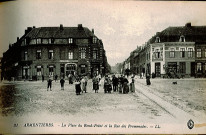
[148,23,206,43]
[25,25,95,39]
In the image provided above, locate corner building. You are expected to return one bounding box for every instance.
[2,24,109,80]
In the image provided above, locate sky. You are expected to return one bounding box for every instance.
[0,0,206,66]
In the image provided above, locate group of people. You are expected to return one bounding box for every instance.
[103,74,135,94]
[46,73,151,95]
[46,74,88,94]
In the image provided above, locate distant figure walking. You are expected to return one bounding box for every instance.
[47,77,53,91]
[146,74,151,85]
[60,78,65,90]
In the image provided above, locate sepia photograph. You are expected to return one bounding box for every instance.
[0,0,206,134]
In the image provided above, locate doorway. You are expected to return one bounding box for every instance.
[155,62,161,77]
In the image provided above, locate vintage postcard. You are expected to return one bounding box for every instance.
[0,0,206,134]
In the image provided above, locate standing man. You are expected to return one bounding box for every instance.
[47,76,53,91]
[112,75,118,92]
[42,75,44,82]
[60,77,65,90]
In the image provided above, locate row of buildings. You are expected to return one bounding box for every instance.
[1,24,111,81]
[121,23,206,78]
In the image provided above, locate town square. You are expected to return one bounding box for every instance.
[0,0,206,134]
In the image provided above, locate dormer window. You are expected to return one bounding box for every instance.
[155,37,160,43]
[24,39,27,45]
[68,38,73,44]
[37,38,41,44]
[179,35,185,42]
[93,37,97,44]
[48,39,52,44]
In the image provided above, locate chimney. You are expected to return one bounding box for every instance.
[60,24,63,30]
[17,37,19,41]
[78,24,83,30]
[185,22,191,27]
[92,29,94,34]
[25,27,32,34]
[156,32,160,35]
[27,27,32,31]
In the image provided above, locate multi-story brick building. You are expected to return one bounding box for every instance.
[1,24,110,80]
[124,23,206,78]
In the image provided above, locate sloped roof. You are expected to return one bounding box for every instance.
[25,26,95,39]
[148,24,206,43]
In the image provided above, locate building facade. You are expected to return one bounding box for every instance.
[123,23,206,78]
[2,24,110,80]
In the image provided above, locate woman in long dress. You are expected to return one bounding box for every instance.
[123,76,129,94]
[81,77,87,93]
[92,75,99,93]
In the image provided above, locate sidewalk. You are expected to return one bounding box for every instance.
[128,75,206,123]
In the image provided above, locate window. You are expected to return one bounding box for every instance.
[68,51,73,59]
[93,49,97,59]
[48,39,52,44]
[66,64,76,71]
[155,37,160,43]
[197,63,202,73]
[170,48,175,58]
[197,49,201,58]
[205,49,206,57]
[37,38,41,44]
[24,51,28,60]
[180,48,185,58]
[48,50,54,59]
[80,48,86,59]
[68,38,73,44]
[179,62,186,73]
[155,49,160,58]
[37,66,42,76]
[36,50,41,59]
[180,35,185,42]
[49,66,54,76]
[146,53,149,60]
[24,39,27,45]
[93,37,97,43]
[188,48,193,58]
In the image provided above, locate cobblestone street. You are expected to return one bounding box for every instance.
[0,79,171,122]
[0,77,206,133]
